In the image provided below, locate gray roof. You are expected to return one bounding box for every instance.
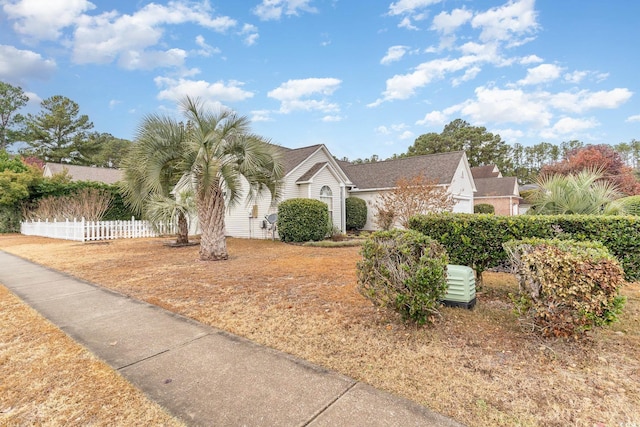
[474,176,519,198]
[274,144,324,175]
[470,165,501,179]
[44,163,123,184]
[296,162,327,183]
[341,151,465,190]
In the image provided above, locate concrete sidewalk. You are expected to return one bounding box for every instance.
[0,250,465,427]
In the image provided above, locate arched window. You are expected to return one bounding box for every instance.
[320,185,333,223]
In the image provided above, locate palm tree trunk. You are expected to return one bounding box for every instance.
[197,184,228,260]
[176,211,189,245]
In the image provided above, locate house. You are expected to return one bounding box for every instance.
[43,163,123,184]
[223,146,476,237]
[44,147,476,238]
[470,165,520,215]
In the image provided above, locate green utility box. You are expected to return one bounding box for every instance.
[442,264,476,309]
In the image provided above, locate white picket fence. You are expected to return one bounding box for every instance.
[20,217,177,242]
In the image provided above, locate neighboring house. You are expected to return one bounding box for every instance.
[340,151,476,230]
[471,165,520,216]
[43,163,123,184]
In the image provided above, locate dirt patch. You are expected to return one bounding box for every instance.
[1,234,639,426]
[0,284,183,426]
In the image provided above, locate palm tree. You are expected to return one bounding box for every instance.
[120,115,192,244]
[528,169,621,215]
[122,97,283,260]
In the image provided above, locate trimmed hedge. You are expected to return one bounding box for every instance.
[474,203,495,214]
[277,198,329,243]
[408,213,640,282]
[504,238,626,337]
[345,197,367,230]
[357,229,449,325]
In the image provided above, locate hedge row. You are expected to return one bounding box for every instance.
[408,213,640,282]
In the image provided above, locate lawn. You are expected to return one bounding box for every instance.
[1,234,639,426]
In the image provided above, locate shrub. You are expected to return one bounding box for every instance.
[0,205,21,233]
[28,180,134,220]
[345,197,367,230]
[24,188,113,221]
[504,238,626,337]
[474,203,495,214]
[277,198,329,243]
[357,229,449,325]
[409,213,640,282]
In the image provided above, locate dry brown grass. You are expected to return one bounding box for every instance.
[0,283,184,426]
[1,234,639,427]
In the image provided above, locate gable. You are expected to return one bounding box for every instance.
[280,144,351,185]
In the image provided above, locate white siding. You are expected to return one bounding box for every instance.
[350,190,381,231]
[448,159,474,214]
[223,178,279,239]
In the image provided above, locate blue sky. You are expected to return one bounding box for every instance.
[1,0,638,161]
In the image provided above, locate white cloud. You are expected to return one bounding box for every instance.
[71,1,236,69]
[322,115,343,122]
[431,8,472,34]
[519,54,543,65]
[564,70,588,84]
[398,16,418,30]
[251,110,273,122]
[268,78,341,113]
[626,115,640,123]
[194,35,220,57]
[388,0,441,16]
[422,84,631,142]
[253,0,317,21]
[518,63,563,85]
[370,55,479,105]
[416,110,449,126]
[453,86,553,127]
[375,125,391,135]
[540,117,599,139]
[549,88,633,113]
[154,77,254,104]
[452,66,481,86]
[3,0,95,40]
[108,99,121,109]
[381,45,408,65]
[120,48,188,70]
[0,44,56,81]
[398,130,414,140]
[240,24,259,46]
[471,0,538,44]
[494,128,524,143]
